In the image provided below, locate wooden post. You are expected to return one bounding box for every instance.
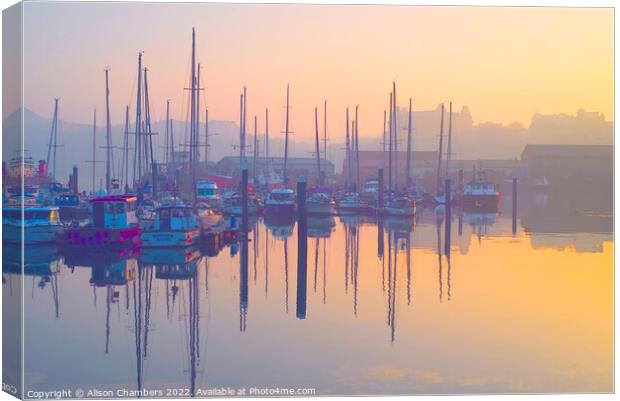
[296,175,308,319]
[512,178,518,235]
[72,165,78,195]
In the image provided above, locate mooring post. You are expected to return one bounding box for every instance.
[512,177,518,235]
[296,175,308,319]
[241,163,249,234]
[72,165,78,195]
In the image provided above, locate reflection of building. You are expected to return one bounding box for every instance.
[521,144,612,185]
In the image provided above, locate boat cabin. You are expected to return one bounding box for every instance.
[196,181,219,198]
[90,195,138,229]
[153,205,198,231]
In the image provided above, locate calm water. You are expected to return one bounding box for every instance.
[5,192,613,396]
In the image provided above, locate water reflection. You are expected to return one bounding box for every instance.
[7,192,613,395]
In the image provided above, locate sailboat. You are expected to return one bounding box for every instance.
[265,84,295,216]
[307,107,335,216]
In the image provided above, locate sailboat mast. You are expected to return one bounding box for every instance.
[205,108,208,165]
[123,105,129,192]
[392,82,398,189]
[46,98,59,180]
[189,28,196,172]
[388,93,393,191]
[92,109,97,192]
[314,107,321,185]
[355,105,360,191]
[133,52,143,187]
[265,108,269,175]
[283,84,290,185]
[239,93,244,164]
[345,107,351,189]
[406,97,412,189]
[382,109,387,171]
[196,64,201,165]
[323,99,327,165]
[243,86,247,164]
[165,100,170,165]
[253,115,258,184]
[446,101,453,183]
[105,68,112,192]
[436,103,445,191]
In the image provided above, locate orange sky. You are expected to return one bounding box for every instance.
[22,3,613,140]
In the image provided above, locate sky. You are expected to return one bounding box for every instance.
[19,2,614,141]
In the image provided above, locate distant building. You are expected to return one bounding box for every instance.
[521,144,612,185]
[215,156,334,183]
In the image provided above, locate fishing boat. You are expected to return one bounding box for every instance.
[61,194,140,247]
[196,181,221,209]
[3,198,63,244]
[383,195,416,216]
[462,168,500,211]
[306,192,335,216]
[140,203,201,247]
[264,188,295,215]
[337,193,373,215]
[55,193,90,221]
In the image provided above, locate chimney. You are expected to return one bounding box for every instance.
[38,160,46,177]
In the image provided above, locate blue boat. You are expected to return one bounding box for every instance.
[2,201,63,244]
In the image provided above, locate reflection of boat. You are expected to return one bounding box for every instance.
[61,195,141,247]
[264,188,295,215]
[222,192,258,215]
[307,216,336,238]
[3,203,63,244]
[264,213,295,239]
[384,216,415,233]
[139,246,201,266]
[306,192,335,216]
[463,212,498,239]
[337,193,373,215]
[61,246,140,268]
[141,203,201,247]
[3,243,59,274]
[462,169,500,211]
[90,260,136,287]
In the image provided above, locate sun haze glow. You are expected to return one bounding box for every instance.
[22,3,613,140]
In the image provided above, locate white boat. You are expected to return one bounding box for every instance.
[306,192,335,216]
[264,188,295,215]
[462,169,500,211]
[196,181,221,209]
[383,195,416,216]
[3,200,63,244]
[141,203,201,247]
[337,193,373,215]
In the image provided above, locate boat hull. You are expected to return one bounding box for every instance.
[3,224,63,244]
[462,194,499,212]
[140,228,201,248]
[61,226,141,247]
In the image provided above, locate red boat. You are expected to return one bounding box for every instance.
[61,195,141,247]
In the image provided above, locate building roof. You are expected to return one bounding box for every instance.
[521,144,613,160]
[355,150,438,163]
